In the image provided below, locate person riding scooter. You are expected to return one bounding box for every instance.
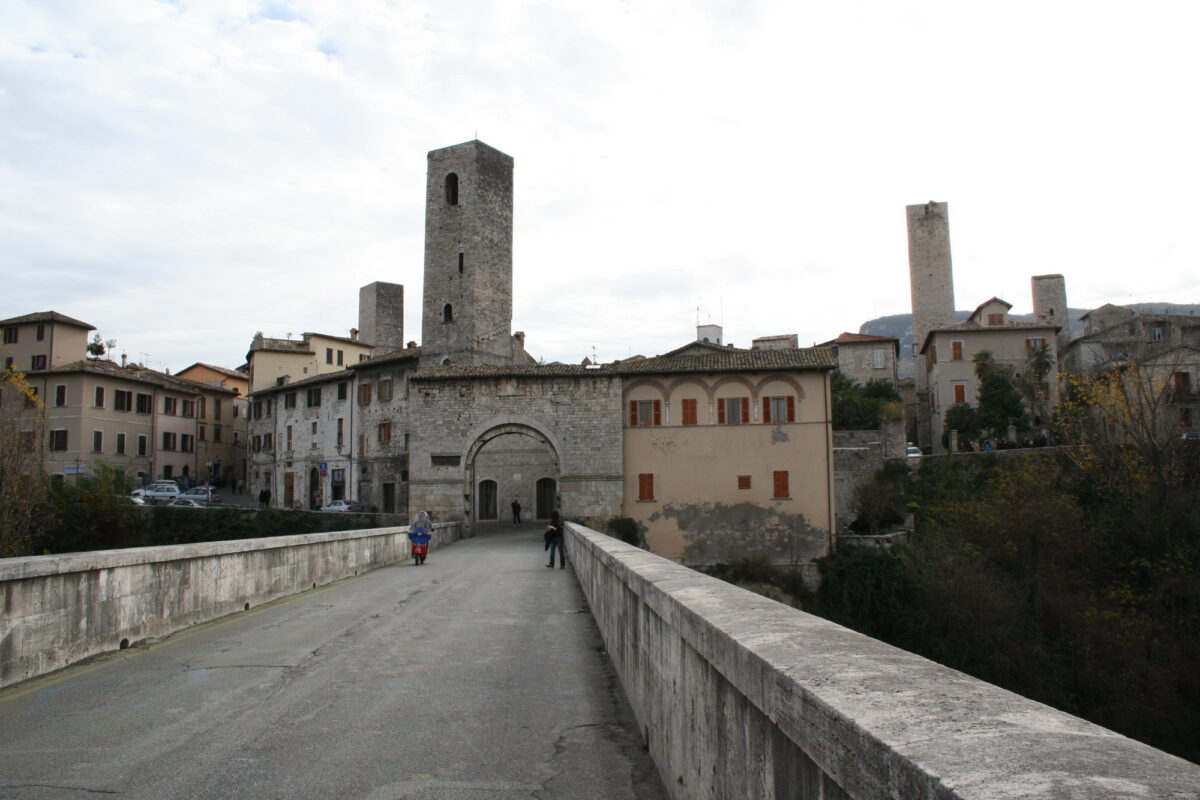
[409,510,432,565]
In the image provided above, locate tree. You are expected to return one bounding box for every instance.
[87,333,106,358]
[1014,344,1055,436]
[973,350,1029,436]
[942,403,982,449]
[0,369,50,556]
[832,372,901,430]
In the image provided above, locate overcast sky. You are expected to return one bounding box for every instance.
[3,1,1198,372]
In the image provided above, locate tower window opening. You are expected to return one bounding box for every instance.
[443,304,453,323]
[445,173,459,205]
[458,252,464,273]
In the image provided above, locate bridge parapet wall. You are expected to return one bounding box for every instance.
[566,523,1200,799]
[0,523,461,689]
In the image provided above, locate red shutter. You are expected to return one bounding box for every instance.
[773,470,789,499]
[653,400,661,426]
[629,400,638,427]
[638,473,654,501]
[682,399,697,426]
[717,399,726,424]
[786,395,795,422]
[762,397,771,423]
[741,397,749,424]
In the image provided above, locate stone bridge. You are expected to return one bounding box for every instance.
[1,523,1197,799]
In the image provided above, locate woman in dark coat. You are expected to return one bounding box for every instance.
[545,509,565,569]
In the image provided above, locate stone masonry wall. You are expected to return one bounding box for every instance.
[408,373,623,524]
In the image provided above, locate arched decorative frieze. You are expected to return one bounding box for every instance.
[666,375,715,403]
[621,377,670,403]
[709,375,756,399]
[753,374,807,399]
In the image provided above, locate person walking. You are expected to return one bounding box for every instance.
[409,510,433,565]
[511,498,522,526]
[545,509,565,569]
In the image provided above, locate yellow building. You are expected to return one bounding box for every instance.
[246,332,373,393]
[620,347,836,567]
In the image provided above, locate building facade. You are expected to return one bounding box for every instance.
[244,140,838,569]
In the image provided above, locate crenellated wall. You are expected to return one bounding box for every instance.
[566,522,1200,799]
[0,523,461,689]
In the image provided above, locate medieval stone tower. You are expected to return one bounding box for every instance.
[907,201,956,449]
[420,140,519,368]
[358,281,404,354]
[1031,273,1070,351]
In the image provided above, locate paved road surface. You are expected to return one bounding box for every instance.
[0,525,667,799]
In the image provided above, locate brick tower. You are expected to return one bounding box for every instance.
[420,140,517,368]
[907,201,956,449]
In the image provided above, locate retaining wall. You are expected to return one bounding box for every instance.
[0,523,461,689]
[566,523,1200,799]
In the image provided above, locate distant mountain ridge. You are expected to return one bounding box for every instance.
[859,303,1200,379]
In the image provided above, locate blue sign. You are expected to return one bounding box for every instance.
[319,462,328,476]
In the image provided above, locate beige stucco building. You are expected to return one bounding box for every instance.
[621,351,835,564]
[1,311,94,373]
[176,363,250,490]
[921,298,1058,450]
[246,332,374,394]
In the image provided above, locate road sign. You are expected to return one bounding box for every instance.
[319,462,328,476]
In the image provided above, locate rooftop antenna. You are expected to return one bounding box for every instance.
[592,345,598,363]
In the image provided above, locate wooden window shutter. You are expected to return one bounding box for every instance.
[717,399,726,424]
[762,397,771,423]
[653,400,661,426]
[638,473,654,501]
[682,398,697,426]
[741,397,749,424]
[629,400,638,426]
[773,470,789,499]
[786,395,795,422]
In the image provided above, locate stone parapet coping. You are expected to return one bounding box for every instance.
[567,522,1200,799]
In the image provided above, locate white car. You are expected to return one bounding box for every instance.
[906,445,923,458]
[143,482,182,502]
[179,487,220,503]
[167,498,207,509]
[320,500,367,512]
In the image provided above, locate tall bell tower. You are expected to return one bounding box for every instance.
[420,140,516,368]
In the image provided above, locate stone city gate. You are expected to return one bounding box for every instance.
[464,423,559,523]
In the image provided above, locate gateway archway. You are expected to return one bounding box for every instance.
[466,423,559,523]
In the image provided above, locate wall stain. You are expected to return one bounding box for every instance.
[662,502,824,565]
[770,427,790,444]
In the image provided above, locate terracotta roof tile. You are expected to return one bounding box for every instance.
[0,311,96,330]
[411,347,835,381]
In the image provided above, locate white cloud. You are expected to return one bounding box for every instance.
[1,0,1199,372]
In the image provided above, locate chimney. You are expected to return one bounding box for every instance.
[350,328,359,341]
[121,353,128,367]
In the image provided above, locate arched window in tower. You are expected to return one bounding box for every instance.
[443,304,453,323]
[445,173,459,206]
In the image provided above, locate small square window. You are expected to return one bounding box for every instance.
[737,475,751,490]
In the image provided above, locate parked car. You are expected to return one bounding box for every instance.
[167,498,207,509]
[143,483,182,502]
[179,487,221,503]
[906,445,923,458]
[115,495,147,506]
[320,500,367,512]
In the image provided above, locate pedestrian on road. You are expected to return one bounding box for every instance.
[545,509,565,569]
[409,510,433,565]
[511,498,521,526]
